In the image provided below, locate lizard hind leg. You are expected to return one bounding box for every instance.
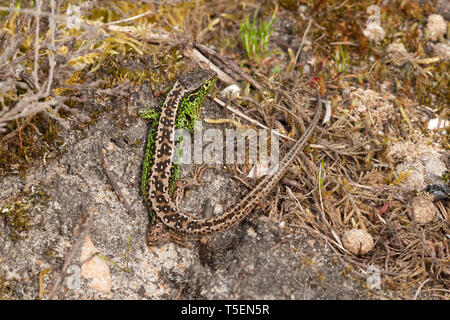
[147,221,171,246]
[146,221,195,249]
[172,178,201,206]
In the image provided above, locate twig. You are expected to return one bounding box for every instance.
[32,0,41,91]
[291,19,312,73]
[193,43,263,91]
[281,177,306,193]
[44,0,56,97]
[330,41,358,46]
[213,97,295,142]
[268,186,281,222]
[96,141,136,217]
[47,209,94,299]
[183,45,236,85]
[414,278,431,300]
[103,10,153,26]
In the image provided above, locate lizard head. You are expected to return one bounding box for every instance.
[177,69,217,108]
[178,69,217,92]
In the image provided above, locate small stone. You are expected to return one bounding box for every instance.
[410,196,436,225]
[431,43,450,61]
[81,235,112,293]
[247,227,257,237]
[363,22,385,42]
[298,5,308,13]
[106,142,115,151]
[342,229,374,255]
[221,84,241,100]
[426,14,447,41]
[386,43,413,66]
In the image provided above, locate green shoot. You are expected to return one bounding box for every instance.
[240,7,277,63]
[271,65,281,75]
[333,45,349,75]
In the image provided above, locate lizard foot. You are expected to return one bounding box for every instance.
[147,221,195,249]
[173,178,200,206]
[147,221,171,246]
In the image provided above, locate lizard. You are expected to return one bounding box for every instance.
[138,70,216,226]
[141,69,322,245]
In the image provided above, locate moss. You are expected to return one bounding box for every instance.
[0,1,188,178]
[416,62,449,110]
[0,115,64,177]
[0,187,50,241]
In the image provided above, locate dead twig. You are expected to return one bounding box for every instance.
[193,42,263,91]
[414,278,432,300]
[47,208,94,300]
[281,177,307,193]
[183,44,236,85]
[96,141,136,218]
[103,9,154,26]
[213,97,295,142]
[290,19,312,73]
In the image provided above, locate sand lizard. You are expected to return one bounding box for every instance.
[140,69,322,245]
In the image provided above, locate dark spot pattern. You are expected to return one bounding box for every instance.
[155,181,165,193]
